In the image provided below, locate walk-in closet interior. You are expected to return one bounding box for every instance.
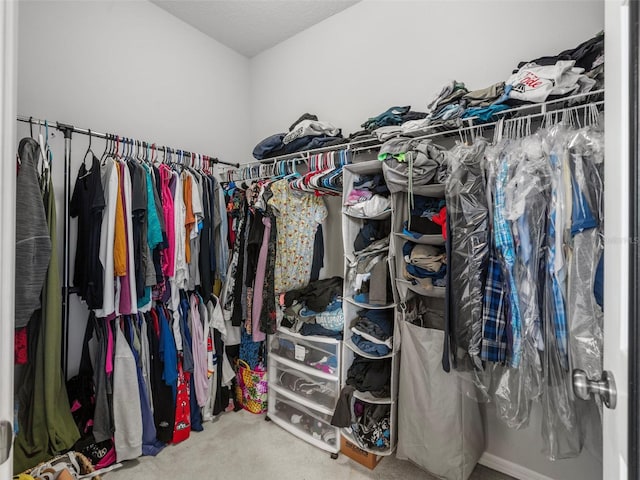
[1,1,635,480]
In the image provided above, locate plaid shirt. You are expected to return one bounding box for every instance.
[493,158,522,368]
[548,153,569,370]
[481,251,508,363]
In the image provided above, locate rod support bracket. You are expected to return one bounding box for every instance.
[57,122,74,139]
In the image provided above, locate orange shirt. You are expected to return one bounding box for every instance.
[184,173,195,263]
[113,162,127,277]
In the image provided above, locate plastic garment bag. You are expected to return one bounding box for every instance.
[566,125,605,461]
[491,133,549,429]
[540,123,583,460]
[396,296,485,480]
[444,140,490,371]
[567,125,604,411]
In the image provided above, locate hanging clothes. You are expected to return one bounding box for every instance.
[95,159,118,318]
[439,116,604,461]
[113,318,142,461]
[15,138,51,329]
[444,140,490,371]
[14,163,80,472]
[268,179,328,293]
[70,155,105,309]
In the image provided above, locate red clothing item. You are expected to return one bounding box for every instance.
[431,206,448,240]
[15,327,27,364]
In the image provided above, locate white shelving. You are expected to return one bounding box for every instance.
[344,337,394,360]
[343,296,395,310]
[342,209,392,220]
[340,160,399,457]
[393,231,445,246]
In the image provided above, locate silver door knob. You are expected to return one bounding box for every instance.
[572,369,617,409]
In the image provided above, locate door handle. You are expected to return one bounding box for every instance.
[572,369,617,409]
[0,420,12,465]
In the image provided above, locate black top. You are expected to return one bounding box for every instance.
[70,155,105,309]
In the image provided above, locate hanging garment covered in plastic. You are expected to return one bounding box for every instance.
[444,140,490,371]
[438,110,604,461]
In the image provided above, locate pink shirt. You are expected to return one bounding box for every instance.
[159,165,175,277]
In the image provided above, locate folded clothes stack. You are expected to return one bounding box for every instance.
[369,33,605,137]
[280,277,345,338]
[345,355,392,398]
[402,242,447,290]
[350,309,394,357]
[348,237,392,307]
[360,105,427,132]
[353,218,391,252]
[503,31,604,105]
[252,113,348,161]
[344,173,391,218]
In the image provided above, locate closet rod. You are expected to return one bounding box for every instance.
[225,154,308,175]
[15,115,237,377]
[16,116,240,168]
[348,99,605,153]
[247,143,353,165]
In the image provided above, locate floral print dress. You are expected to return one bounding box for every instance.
[268,179,328,293]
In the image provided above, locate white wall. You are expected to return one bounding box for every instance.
[250,0,604,144]
[18,0,251,163]
[250,2,605,479]
[16,0,251,379]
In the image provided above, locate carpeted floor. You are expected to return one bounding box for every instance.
[103,410,515,480]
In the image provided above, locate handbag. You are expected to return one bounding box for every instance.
[172,357,191,444]
[235,359,268,414]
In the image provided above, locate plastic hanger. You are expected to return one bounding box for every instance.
[100,134,110,164]
[78,129,95,178]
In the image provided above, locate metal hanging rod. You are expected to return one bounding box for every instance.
[224,154,307,175]
[245,142,351,166]
[16,115,240,168]
[221,156,309,183]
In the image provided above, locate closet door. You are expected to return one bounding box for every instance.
[0,0,17,478]
[601,1,631,479]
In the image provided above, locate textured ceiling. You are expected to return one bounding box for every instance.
[151,0,360,58]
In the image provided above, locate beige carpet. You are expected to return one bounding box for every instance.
[103,410,514,480]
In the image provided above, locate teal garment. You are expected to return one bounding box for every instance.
[145,167,163,250]
[137,167,161,309]
[14,177,80,473]
[138,286,151,309]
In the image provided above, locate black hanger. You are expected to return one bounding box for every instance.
[29,117,34,138]
[101,134,117,165]
[81,129,95,174]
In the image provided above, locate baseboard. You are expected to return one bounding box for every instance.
[479,452,556,480]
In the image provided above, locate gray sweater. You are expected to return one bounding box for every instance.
[15,137,51,328]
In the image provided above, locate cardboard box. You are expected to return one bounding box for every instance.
[340,435,383,470]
